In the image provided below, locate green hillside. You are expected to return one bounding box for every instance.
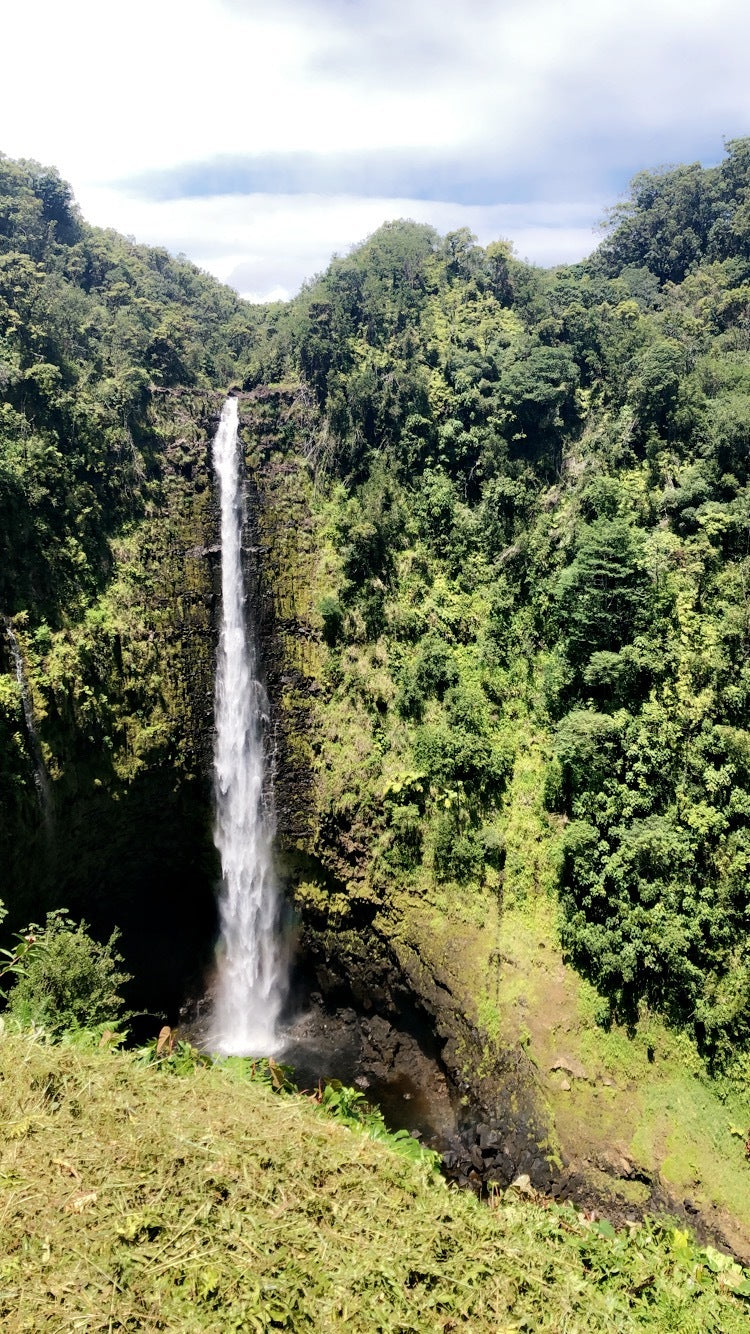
[1,141,750,1275]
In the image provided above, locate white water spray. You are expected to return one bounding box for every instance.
[209,397,286,1055]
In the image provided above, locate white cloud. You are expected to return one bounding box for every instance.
[1,0,468,183]
[78,186,603,300]
[2,0,749,297]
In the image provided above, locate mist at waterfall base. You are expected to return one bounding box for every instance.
[208,396,287,1057]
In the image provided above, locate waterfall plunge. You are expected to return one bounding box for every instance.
[209,397,286,1055]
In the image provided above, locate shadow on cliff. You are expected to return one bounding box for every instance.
[12,768,220,1032]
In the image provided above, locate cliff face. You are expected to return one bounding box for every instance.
[242,386,750,1260]
[0,153,263,1002]
[2,381,748,1258]
[1,390,223,1014]
[239,386,557,1193]
[1,383,326,1020]
[238,387,321,852]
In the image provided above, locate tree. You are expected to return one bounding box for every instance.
[3,911,130,1034]
[556,517,647,670]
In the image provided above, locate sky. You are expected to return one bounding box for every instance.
[2,0,749,301]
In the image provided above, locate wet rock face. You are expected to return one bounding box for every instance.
[237,390,320,850]
[282,1001,459,1144]
[4,390,223,1015]
[279,996,557,1194]
[286,896,561,1196]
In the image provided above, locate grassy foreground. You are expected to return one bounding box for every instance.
[0,1032,748,1332]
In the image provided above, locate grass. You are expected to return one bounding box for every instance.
[468,723,750,1261]
[1,1030,749,1331]
[487,887,750,1254]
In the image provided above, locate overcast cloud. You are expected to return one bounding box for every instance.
[2,0,749,300]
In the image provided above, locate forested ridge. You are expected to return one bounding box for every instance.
[2,143,750,1168]
[237,139,750,1076]
[0,155,259,617]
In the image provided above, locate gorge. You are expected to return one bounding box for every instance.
[1,145,750,1270]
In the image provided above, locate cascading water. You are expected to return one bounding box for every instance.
[209,396,286,1055]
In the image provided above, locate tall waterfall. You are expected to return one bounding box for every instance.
[209,397,286,1055]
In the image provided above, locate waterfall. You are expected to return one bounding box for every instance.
[4,619,52,823]
[209,396,286,1055]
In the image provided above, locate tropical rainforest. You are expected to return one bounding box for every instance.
[2,141,750,1322]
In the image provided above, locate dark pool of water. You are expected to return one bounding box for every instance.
[277,1001,460,1150]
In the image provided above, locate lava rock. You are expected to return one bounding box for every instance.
[476,1123,495,1151]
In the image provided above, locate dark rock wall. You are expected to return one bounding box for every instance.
[1,391,224,1018]
[238,388,321,853]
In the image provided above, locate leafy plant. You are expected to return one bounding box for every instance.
[2,910,130,1034]
[314,1078,442,1169]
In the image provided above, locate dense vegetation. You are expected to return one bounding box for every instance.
[0,153,264,979]
[3,141,750,1057]
[2,141,750,1273]
[243,138,750,1073]
[0,153,259,622]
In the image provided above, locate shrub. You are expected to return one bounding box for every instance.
[553,709,623,805]
[4,910,130,1035]
[395,665,426,720]
[385,802,424,870]
[433,820,484,883]
[478,825,505,871]
[319,593,344,647]
[415,634,458,698]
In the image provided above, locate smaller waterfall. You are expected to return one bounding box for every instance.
[209,397,286,1056]
[4,619,52,823]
